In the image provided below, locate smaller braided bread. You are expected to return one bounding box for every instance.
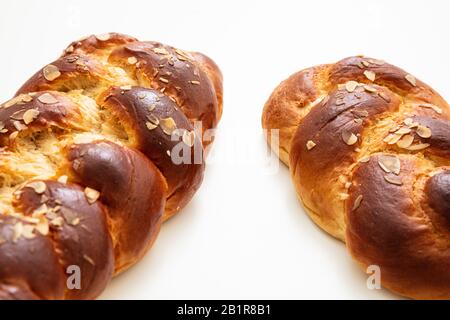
[262,56,450,299]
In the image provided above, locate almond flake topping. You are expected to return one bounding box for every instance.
[147,114,159,125]
[23,109,39,125]
[160,117,177,135]
[345,81,359,93]
[378,92,391,103]
[306,140,316,150]
[352,195,363,211]
[57,175,68,184]
[35,221,49,236]
[96,33,110,41]
[416,125,432,138]
[146,121,157,130]
[378,155,401,175]
[384,175,403,186]
[153,47,170,55]
[342,130,358,145]
[406,143,430,151]
[84,187,100,204]
[182,130,195,147]
[396,134,414,149]
[120,85,132,91]
[359,156,370,163]
[127,56,138,65]
[27,181,46,194]
[364,85,377,93]
[418,103,442,114]
[38,93,58,104]
[405,74,416,86]
[363,70,376,82]
[43,64,61,81]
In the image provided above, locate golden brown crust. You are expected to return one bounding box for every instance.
[0,33,222,299]
[263,56,450,299]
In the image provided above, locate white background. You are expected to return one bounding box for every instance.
[0,0,449,299]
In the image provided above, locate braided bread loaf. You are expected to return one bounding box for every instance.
[262,56,450,299]
[0,33,222,299]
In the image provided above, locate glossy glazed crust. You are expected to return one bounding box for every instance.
[262,56,450,299]
[0,33,222,299]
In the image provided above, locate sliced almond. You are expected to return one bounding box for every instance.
[394,127,412,135]
[359,156,371,163]
[153,47,170,55]
[146,121,157,130]
[33,203,48,216]
[363,70,376,82]
[120,85,132,91]
[352,195,363,211]
[406,143,430,151]
[147,114,159,126]
[84,187,100,204]
[418,103,443,114]
[38,93,58,104]
[384,175,403,186]
[335,98,345,106]
[96,33,110,41]
[35,220,49,236]
[345,81,359,93]
[13,121,27,131]
[352,109,369,118]
[43,64,61,81]
[182,130,195,147]
[57,175,68,184]
[364,85,377,93]
[23,109,39,125]
[416,125,431,138]
[396,134,414,149]
[9,131,18,140]
[378,91,391,103]
[22,225,35,239]
[127,56,138,65]
[342,130,358,145]
[306,140,316,150]
[403,118,414,126]
[159,117,177,135]
[378,154,401,175]
[69,217,80,226]
[27,181,46,194]
[137,92,147,99]
[405,74,416,86]
[50,217,64,228]
[339,193,350,200]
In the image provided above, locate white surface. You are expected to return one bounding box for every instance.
[0,0,449,299]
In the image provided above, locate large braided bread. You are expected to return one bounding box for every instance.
[262,56,450,299]
[0,33,222,299]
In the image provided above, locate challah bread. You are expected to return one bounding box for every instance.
[262,56,450,299]
[0,33,222,299]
